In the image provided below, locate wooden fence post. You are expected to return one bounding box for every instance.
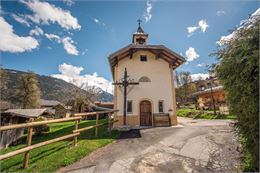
[73,119,79,146]
[95,113,99,137]
[23,126,33,169]
[108,113,112,135]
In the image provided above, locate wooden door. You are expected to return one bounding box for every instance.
[140,100,152,126]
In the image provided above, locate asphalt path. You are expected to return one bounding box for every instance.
[57,117,241,173]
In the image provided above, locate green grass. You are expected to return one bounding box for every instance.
[0,119,120,172]
[177,108,237,120]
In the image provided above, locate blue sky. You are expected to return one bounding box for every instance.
[0,0,259,85]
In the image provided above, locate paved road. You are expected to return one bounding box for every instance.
[57,117,241,173]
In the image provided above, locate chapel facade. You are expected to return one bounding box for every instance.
[108,23,185,128]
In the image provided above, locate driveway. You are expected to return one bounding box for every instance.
[57,117,241,173]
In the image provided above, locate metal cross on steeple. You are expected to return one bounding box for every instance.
[113,68,139,125]
[137,19,142,27]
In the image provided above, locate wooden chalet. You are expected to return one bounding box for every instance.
[0,109,53,148]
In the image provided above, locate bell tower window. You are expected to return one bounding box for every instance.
[136,37,146,45]
[140,55,147,62]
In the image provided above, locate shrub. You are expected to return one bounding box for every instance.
[33,116,50,135]
[215,14,259,171]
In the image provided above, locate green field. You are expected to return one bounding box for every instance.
[0,119,120,172]
[177,108,237,120]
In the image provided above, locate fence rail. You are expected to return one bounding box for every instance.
[0,133,80,161]
[0,110,118,169]
[0,117,82,131]
[73,110,117,117]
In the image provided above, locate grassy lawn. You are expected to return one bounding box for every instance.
[0,119,120,172]
[177,108,237,120]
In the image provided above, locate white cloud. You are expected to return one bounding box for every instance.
[197,63,205,67]
[51,63,113,94]
[81,48,88,56]
[217,8,260,46]
[45,33,79,55]
[187,19,209,36]
[187,26,198,33]
[0,17,38,53]
[185,47,200,61]
[93,18,106,26]
[45,33,61,41]
[11,14,30,27]
[22,0,81,30]
[58,63,83,77]
[63,0,74,6]
[251,8,260,18]
[216,33,235,46]
[62,37,79,55]
[29,26,44,36]
[191,73,209,81]
[143,0,152,22]
[216,10,225,16]
[198,20,208,32]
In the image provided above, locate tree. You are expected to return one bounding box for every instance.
[0,67,8,96]
[175,71,196,105]
[215,13,259,171]
[67,89,94,113]
[174,71,181,87]
[17,72,41,109]
[181,72,192,102]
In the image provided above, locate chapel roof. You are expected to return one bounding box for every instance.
[108,43,186,77]
[108,22,186,79]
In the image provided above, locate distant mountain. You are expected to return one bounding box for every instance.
[1,69,113,105]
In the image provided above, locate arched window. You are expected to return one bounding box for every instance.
[139,76,151,82]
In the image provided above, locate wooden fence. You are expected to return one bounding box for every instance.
[0,110,118,169]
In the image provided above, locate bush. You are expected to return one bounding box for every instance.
[177,108,237,120]
[215,14,259,171]
[33,116,50,135]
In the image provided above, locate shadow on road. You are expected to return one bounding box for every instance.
[119,129,141,139]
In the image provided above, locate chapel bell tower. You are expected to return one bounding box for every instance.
[132,19,148,45]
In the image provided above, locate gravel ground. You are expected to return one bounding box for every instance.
[57,117,241,173]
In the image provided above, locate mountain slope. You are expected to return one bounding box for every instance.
[1,69,113,104]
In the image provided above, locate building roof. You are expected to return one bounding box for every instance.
[108,44,186,78]
[40,99,62,107]
[137,26,145,33]
[94,101,114,109]
[94,101,114,105]
[193,86,224,96]
[93,106,113,112]
[4,109,52,119]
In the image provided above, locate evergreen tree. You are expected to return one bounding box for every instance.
[17,72,41,108]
